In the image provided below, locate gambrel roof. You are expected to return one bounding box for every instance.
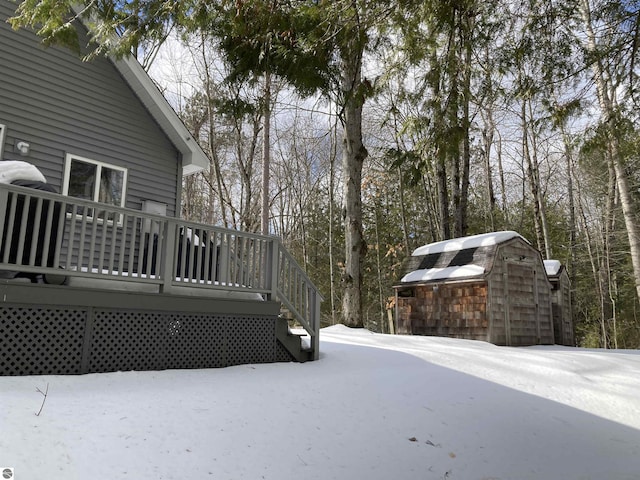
[401,231,529,283]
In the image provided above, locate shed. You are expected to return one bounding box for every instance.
[394,231,554,346]
[544,260,574,346]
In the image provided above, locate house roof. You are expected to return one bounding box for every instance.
[113,55,208,176]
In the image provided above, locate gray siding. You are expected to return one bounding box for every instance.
[0,0,180,216]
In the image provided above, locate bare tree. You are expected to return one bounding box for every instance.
[580,0,640,306]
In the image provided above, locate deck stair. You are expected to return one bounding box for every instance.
[276,317,313,363]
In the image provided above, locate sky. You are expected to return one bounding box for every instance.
[1,325,639,480]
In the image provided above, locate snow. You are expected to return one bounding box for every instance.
[0,160,46,184]
[1,326,639,479]
[544,259,562,276]
[411,231,525,257]
[401,265,485,283]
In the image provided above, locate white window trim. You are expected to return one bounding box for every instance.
[62,153,128,225]
[0,124,6,159]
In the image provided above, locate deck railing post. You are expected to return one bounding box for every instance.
[0,188,7,258]
[218,234,229,284]
[310,287,321,360]
[160,219,177,294]
[267,238,279,302]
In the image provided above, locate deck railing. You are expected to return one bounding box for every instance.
[0,183,321,359]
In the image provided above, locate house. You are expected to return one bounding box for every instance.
[394,231,555,346]
[0,0,320,375]
[544,260,575,346]
[0,1,208,213]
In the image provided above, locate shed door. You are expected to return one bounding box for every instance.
[504,261,539,345]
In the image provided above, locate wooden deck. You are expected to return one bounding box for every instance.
[0,183,321,374]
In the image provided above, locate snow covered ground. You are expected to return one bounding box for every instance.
[1,325,639,480]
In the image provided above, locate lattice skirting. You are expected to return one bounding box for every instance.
[0,305,293,376]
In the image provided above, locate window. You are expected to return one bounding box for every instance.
[63,154,127,222]
[0,124,6,159]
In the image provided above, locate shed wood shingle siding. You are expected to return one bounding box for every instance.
[397,281,489,341]
[546,261,575,346]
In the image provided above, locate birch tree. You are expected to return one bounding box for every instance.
[579,0,640,305]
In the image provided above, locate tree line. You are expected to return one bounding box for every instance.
[11,0,640,347]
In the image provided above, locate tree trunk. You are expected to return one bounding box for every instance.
[521,97,546,255]
[527,100,551,259]
[421,176,439,243]
[482,115,496,230]
[329,111,338,325]
[480,44,497,231]
[496,129,508,225]
[455,10,473,238]
[390,105,412,254]
[340,32,367,328]
[556,113,577,281]
[197,37,230,227]
[576,174,608,347]
[397,167,411,254]
[456,79,470,237]
[602,153,617,348]
[581,0,640,305]
[374,205,386,331]
[436,152,450,240]
[261,70,272,235]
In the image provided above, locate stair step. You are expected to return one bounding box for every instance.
[275,317,311,363]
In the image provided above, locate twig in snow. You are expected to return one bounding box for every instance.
[35,383,49,417]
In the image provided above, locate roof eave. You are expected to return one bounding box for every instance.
[393,276,487,289]
[114,55,209,176]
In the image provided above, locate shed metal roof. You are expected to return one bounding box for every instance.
[400,231,530,284]
[411,231,526,257]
